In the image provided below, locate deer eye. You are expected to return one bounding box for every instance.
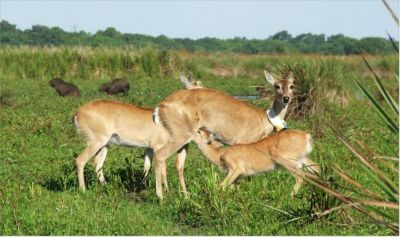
[289,85,294,89]
[274,85,281,90]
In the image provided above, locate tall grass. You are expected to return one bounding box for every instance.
[0,46,182,80]
[279,58,348,119]
[320,4,399,233]
[1,47,396,82]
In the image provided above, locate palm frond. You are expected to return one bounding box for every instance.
[362,56,399,116]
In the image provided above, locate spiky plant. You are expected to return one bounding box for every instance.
[286,23,398,237]
[275,2,399,232]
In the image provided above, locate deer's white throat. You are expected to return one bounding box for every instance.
[266,109,287,132]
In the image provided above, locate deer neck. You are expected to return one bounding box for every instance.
[194,141,223,167]
[265,99,289,132]
[270,99,288,120]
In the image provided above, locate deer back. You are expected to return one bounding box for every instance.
[158,88,272,145]
[75,100,168,147]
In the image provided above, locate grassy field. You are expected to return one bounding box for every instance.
[0,47,398,235]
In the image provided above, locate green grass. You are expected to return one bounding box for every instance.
[0,48,398,235]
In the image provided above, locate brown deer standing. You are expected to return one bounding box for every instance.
[73,75,203,192]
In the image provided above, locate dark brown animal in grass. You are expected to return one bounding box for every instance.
[49,77,81,97]
[99,78,130,95]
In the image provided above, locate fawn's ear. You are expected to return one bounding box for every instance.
[198,126,214,144]
[286,71,294,83]
[264,70,276,85]
[198,126,208,134]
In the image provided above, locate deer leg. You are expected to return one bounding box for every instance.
[154,138,191,199]
[143,148,154,177]
[290,156,320,196]
[220,168,241,190]
[92,146,108,185]
[302,157,320,174]
[162,160,169,192]
[76,141,107,191]
[154,150,169,200]
[176,144,189,197]
[291,175,304,196]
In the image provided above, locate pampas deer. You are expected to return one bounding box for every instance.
[73,100,169,191]
[152,71,295,198]
[74,75,204,192]
[193,128,319,196]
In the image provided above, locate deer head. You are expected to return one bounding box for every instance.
[264,70,295,105]
[194,127,215,145]
[180,73,203,89]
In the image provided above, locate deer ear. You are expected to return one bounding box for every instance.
[198,126,208,133]
[286,71,295,83]
[180,73,191,87]
[264,70,275,85]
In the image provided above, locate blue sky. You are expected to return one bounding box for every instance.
[0,0,398,40]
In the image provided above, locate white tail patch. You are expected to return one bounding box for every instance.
[144,156,151,175]
[153,107,161,125]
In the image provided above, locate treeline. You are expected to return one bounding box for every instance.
[0,20,397,55]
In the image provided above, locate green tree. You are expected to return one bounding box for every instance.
[0,20,396,55]
[271,30,292,41]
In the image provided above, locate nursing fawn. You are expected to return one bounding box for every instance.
[192,128,320,196]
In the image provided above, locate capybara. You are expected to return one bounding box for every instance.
[49,77,81,97]
[99,78,130,95]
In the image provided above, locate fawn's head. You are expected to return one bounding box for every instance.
[194,127,215,145]
[264,70,295,105]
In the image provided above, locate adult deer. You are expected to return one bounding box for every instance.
[152,71,295,199]
[192,128,319,196]
[74,75,203,192]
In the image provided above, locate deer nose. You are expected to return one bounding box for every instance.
[283,96,290,103]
